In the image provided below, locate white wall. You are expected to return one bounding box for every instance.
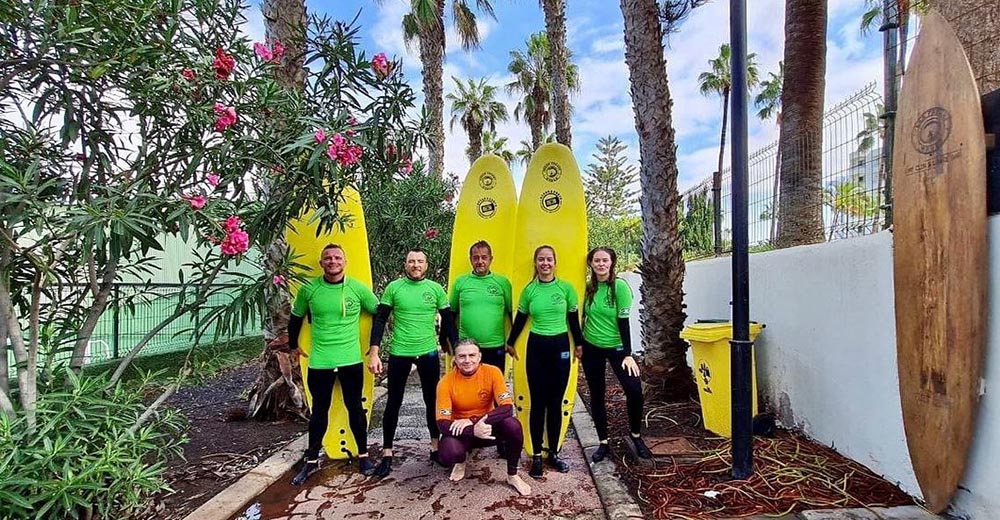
[663,224,1000,519]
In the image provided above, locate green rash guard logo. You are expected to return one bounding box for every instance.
[345,297,360,311]
[486,285,502,296]
[549,293,565,306]
[422,291,436,304]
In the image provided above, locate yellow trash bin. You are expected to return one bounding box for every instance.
[680,320,764,438]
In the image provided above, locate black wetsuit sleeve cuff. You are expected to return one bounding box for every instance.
[370,304,391,346]
[507,311,529,346]
[567,311,583,346]
[288,315,304,350]
[617,317,632,355]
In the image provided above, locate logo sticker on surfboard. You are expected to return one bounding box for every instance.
[539,190,562,213]
[477,197,497,218]
[906,106,960,177]
[542,162,561,182]
[479,172,497,190]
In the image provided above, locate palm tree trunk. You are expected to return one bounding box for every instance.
[896,5,909,75]
[419,7,446,177]
[531,84,546,150]
[466,121,484,163]
[713,90,729,255]
[541,0,572,147]
[620,0,695,401]
[249,0,309,420]
[776,0,827,248]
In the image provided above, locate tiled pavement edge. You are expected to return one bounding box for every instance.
[570,399,646,520]
[182,386,388,520]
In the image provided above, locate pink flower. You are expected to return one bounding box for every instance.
[221,229,250,256]
[272,40,285,60]
[182,68,196,81]
[372,52,390,78]
[206,173,220,187]
[400,158,413,175]
[272,275,287,286]
[213,102,237,132]
[325,133,364,167]
[223,215,243,234]
[314,128,326,143]
[184,194,207,210]
[254,42,273,62]
[213,48,235,80]
[347,116,358,126]
[424,228,439,239]
[331,133,346,148]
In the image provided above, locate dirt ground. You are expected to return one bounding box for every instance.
[575,366,914,519]
[142,362,305,520]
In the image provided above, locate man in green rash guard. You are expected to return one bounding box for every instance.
[448,240,514,373]
[285,244,380,486]
[368,248,458,477]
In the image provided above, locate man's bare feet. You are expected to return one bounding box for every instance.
[449,462,466,481]
[507,474,531,496]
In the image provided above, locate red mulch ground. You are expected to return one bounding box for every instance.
[575,368,914,519]
[142,362,305,520]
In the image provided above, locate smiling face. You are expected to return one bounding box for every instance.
[589,249,613,281]
[453,341,482,376]
[534,247,555,280]
[320,246,346,281]
[404,250,428,280]
[470,246,493,276]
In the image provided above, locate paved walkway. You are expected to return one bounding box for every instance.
[231,371,605,520]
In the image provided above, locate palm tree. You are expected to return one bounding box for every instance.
[620,0,694,400]
[755,62,783,242]
[516,132,556,166]
[403,0,497,177]
[481,131,515,163]
[776,0,827,248]
[539,0,572,146]
[698,44,758,254]
[446,77,509,163]
[506,32,579,150]
[860,0,928,75]
[824,180,878,240]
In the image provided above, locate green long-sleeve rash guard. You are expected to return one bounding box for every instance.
[449,272,513,348]
[291,276,379,369]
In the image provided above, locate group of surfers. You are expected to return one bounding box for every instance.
[276,240,650,496]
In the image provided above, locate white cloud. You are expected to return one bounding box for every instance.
[590,33,624,54]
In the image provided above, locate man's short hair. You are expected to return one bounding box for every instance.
[453,338,481,353]
[321,243,344,255]
[469,240,492,256]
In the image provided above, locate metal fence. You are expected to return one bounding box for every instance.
[681,83,887,259]
[5,283,261,373]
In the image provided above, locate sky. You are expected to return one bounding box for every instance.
[245,0,884,195]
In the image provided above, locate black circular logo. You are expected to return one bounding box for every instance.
[911,107,952,155]
[477,197,497,219]
[542,162,561,182]
[479,171,497,190]
[540,190,561,213]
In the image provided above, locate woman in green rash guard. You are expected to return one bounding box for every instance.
[505,245,583,477]
[580,246,651,462]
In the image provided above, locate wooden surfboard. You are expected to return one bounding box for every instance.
[286,187,375,460]
[512,143,588,455]
[892,10,987,512]
[446,155,518,372]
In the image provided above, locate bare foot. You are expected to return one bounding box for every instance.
[507,474,531,496]
[450,462,466,481]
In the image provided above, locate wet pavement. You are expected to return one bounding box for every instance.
[230,371,605,520]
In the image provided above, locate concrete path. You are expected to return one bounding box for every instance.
[230,371,605,520]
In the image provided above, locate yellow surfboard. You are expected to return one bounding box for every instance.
[286,187,375,460]
[446,155,518,371]
[511,143,588,455]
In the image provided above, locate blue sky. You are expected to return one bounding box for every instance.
[246,0,884,194]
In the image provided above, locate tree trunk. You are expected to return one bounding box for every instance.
[769,119,783,242]
[466,120,484,164]
[542,0,572,147]
[620,0,695,401]
[930,0,1000,93]
[419,4,447,177]
[776,0,827,248]
[531,83,546,150]
[713,89,729,255]
[68,255,117,372]
[250,0,309,420]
